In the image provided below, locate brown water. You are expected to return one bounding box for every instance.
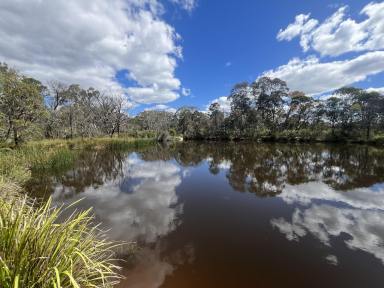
[27,142,384,288]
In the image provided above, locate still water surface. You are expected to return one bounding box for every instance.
[27,143,384,288]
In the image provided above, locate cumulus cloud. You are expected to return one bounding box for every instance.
[277,2,384,57]
[263,51,384,95]
[0,0,183,104]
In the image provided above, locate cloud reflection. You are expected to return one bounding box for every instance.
[272,182,384,264]
[52,154,183,243]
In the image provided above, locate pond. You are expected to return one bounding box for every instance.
[27,142,384,288]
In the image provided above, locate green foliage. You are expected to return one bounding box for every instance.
[0,65,47,145]
[0,187,123,288]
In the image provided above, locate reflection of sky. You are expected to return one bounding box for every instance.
[52,154,183,243]
[272,181,384,264]
[51,152,193,288]
[119,243,195,288]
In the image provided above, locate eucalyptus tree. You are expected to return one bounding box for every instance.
[325,97,343,136]
[284,91,314,130]
[0,64,47,145]
[253,77,289,131]
[227,82,252,136]
[45,81,70,138]
[208,102,225,137]
[175,106,198,137]
[74,87,100,137]
[137,110,173,133]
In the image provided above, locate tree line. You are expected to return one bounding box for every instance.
[1,63,384,145]
[0,63,129,145]
[173,78,384,142]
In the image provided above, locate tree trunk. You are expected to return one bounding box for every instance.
[13,127,18,146]
[69,109,73,139]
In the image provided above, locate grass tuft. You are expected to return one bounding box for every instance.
[0,184,124,288]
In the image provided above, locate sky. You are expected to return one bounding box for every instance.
[0,0,383,114]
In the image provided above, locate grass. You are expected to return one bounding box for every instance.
[0,136,150,287]
[0,183,124,288]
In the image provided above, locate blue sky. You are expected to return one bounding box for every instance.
[128,0,384,114]
[0,0,383,114]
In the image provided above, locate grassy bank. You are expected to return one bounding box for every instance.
[0,137,152,287]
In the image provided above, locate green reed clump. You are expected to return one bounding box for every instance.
[29,148,76,173]
[103,138,155,151]
[0,185,122,288]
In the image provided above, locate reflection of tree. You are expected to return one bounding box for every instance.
[169,142,384,197]
[322,146,384,190]
[27,143,384,200]
[26,148,130,198]
[138,143,175,162]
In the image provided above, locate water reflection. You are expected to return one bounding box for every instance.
[51,153,183,243]
[271,182,384,264]
[118,243,195,288]
[26,142,384,287]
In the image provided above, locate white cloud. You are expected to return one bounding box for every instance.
[263,51,384,95]
[367,87,384,94]
[277,14,319,51]
[206,96,232,113]
[277,2,384,57]
[145,104,177,113]
[0,0,183,104]
[169,0,197,12]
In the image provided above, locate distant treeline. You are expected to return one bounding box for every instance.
[1,62,384,145]
[174,78,384,143]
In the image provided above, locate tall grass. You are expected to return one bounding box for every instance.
[0,184,123,288]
